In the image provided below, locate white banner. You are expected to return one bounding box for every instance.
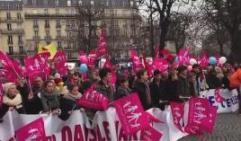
[0,107,187,141]
[200,89,239,113]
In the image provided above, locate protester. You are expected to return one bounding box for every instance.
[59,84,82,120]
[96,68,114,101]
[24,77,43,114]
[0,82,24,121]
[115,77,131,100]
[40,80,60,114]
[150,70,162,107]
[133,69,152,110]
[177,66,194,99]
[206,66,222,89]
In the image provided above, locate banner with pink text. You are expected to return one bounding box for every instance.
[0,107,187,141]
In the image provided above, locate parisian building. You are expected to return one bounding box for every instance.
[0,0,141,62]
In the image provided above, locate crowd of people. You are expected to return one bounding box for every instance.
[0,62,240,122]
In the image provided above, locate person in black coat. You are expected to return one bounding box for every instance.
[115,77,131,100]
[133,69,152,110]
[150,70,162,107]
[165,68,181,102]
[25,77,43,114]
[59,84,82,120]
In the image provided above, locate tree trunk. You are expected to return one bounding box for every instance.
[229,31,241,63]
[159,21,169,50]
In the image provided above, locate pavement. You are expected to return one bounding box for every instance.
[179,113,241,141]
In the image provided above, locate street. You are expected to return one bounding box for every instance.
[179,113,241,141]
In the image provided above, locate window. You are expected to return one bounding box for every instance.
[18,35,23,44]
[34,30,39,36]
[8,36,13,44]
[17,12,22,20]
[6,12,11,19]
[46,30,50,36]
[45,20,50,28]
[57,41,62,49]
[19,46,24,53]
[44,9,48,15]
[32,0,37,6]
[56,20,61,28]
[7,24,12,31]
[9,46,13,55]
[57,29,61,36]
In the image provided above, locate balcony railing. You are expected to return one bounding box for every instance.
[0,18,24,23]
[0,29,24,34]
[33,36,41,41]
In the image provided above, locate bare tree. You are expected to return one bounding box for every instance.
[137,0,198,54]
[204,0,241,62]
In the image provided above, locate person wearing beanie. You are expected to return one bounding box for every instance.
[0,82,24,120]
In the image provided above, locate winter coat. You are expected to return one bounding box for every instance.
[114,86,131,100]
[40,91,60,112]
[96,81,114,101]
[177,77,192,98]
[133,81,152,110]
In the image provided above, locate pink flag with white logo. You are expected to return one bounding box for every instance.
[0,51,23,82]
[112,93,149,135]
[77,87,109,110]
[185,97,217,135]
[24,53,50,81]
[88,49,97,69]
[170,102,185,132]
[140,126,162,141]
[198,52,208,68]
[178,48,190,66]
[129,50,144,72]
[15,118,46,141]
[53,50,68,76]
[152,58,168,72]
[96,29,107,58]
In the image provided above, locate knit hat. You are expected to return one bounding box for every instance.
[3,82,16,94]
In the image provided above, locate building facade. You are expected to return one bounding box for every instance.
[0,1,25,60]
[0,0,141,62]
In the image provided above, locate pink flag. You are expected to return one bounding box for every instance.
[201,105,217,133]
[108,71,117,87]
[88,49,97,69]
[178,48,190,66]
[112,93,149,135]
[0,51,23,82]
[15,118,46,141]
[96,29,107,58]
[53,50,67,76]
[104,58,116,71]
[198,52,208,68]
[77,88,109,110]
[170,102,185,132]
[24,53,50,81]
[152,58,168,72]
[129,50,144,72]
[140,126,162,141]
[185,97,217,135]
[79,51,89,64]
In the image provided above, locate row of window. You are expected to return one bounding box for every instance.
[6,12,22,20]
[8,46,23,55]
[8,35,23,45]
